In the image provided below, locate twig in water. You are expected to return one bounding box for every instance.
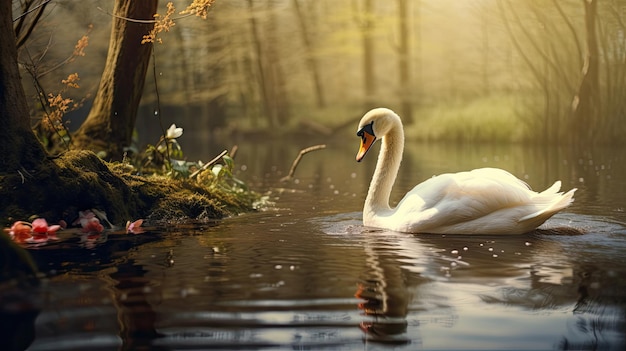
[280,144,327,182]
[190,149,229,179]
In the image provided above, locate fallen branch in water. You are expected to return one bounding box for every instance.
[280,144,327,182]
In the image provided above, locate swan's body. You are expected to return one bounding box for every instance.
[356,108,576,234]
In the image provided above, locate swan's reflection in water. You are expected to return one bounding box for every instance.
[355,239,413,345]
[322,212,625,349]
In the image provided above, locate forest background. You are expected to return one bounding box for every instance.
[17,0,626,153]
[1,0,624,276]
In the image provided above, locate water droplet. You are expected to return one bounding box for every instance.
[488,247,494,252]
[463,247,468,251]
[492,254,498,258]
[451,249,459,255]
[274,264,283,270]
[525,242,532,246]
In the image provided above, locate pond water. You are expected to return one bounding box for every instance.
[1,138,625,351]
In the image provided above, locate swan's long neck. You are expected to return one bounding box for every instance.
[364,119,404,216]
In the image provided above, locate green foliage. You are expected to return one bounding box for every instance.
[121,124,263,213]
[406,95,526,143]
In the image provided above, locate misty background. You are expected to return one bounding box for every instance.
[18,0,626,146]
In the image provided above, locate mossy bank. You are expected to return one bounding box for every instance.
[0,150,260,227]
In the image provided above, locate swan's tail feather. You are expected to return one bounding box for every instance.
[518,182,577,223]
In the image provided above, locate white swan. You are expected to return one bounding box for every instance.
[356,108,576,234]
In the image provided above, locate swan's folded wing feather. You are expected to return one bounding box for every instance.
[394,168,543,232]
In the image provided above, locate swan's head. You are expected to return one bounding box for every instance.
[356,108,400,162]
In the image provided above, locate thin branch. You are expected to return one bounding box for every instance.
[280,144,327,182]
[13,0,51,22]
[96,6,195,24]
[496,1,543,84]
[15,0,50,48]
[229,145,238,159]
[150,46,171,168]
[190,149,229,179]
[552,0,583,67]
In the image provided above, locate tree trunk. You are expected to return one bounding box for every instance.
[246,0,272,127]
[397,0,412,123]
[265,1,289,126]
[362,0,375,108]
[73,0,158,160]
[0,0,47,172]
[293,0,326,108]
[571,0,599,145]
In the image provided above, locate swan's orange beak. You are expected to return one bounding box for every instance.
[356,131,376,162]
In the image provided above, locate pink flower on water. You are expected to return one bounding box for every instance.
[29,218,61,243]
[75,210,104,233]
[126,219,144,234]
[81,218,104,233]
[4,221,32,243]
[4,218,61,244]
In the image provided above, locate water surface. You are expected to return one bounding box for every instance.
[1,140,625,350]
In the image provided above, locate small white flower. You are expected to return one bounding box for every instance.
[166,124,183,139]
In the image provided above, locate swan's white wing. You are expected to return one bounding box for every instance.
[389,168,560,233]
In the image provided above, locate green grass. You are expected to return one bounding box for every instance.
[406,95,526,143]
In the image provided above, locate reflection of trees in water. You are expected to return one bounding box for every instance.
[559,265,626,351]
[108,260,167,351]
